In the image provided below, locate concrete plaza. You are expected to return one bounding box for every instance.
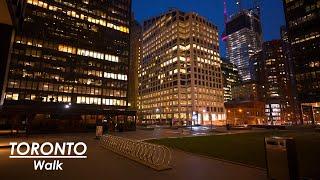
[0,131,267,180]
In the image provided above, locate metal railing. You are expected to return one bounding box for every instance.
[100,135,172,171]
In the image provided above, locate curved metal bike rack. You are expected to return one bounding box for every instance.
[100,135,172,171]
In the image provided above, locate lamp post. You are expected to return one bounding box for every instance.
[155,108,160,125]
[165,107,169,126]
[311,105,315,125]
[227,110,231,130]
[231,110,236,126]
[211,115,213,131]
[238,108,243,125]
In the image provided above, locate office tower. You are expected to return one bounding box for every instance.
[128,18,142,110]
[259,40,296,125]
[139,9,225,126]
[0,0,25,106]
[2,0,135,131]
[280,25,301,123]
[283,0,320,124]
[221,58,241,102]
[225,9,262,81]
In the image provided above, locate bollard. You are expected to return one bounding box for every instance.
[100,135,172,171]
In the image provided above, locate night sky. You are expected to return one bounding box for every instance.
[132,0,286,57]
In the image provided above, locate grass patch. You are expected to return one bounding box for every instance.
[148,130,320,179]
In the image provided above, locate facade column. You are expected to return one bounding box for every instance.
[300,104,304,125]
[311,105,315,125]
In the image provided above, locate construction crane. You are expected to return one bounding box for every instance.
[222,0,242,42]
[222,0,262,42]
[236,0,243,11]
[223,0,228,29]
[234,0,262,16]
[222,0,229,42]
[253,0,261,17]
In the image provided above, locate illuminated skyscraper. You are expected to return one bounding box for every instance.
[2,0,135,131]
[226,9,262,81]
[139,9,225,126]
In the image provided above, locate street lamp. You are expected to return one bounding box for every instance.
[155,108,160,125]
[237,109,243,125]
[226,110,231,130]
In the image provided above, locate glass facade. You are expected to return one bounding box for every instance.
[226,9,262,82]
[284,0,320,102]
[283,0,320,124]
[4,0,132,115]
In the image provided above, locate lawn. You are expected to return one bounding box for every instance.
[148,130,320,179]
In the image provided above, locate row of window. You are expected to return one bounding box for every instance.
[58,45,120,63]
[142,112,225,121]
[15,37,122,63]
[5,92,127,106]
[77,97,126,106]
[26,0,129,33]
[5,92,71,103]
[7,80,127,97]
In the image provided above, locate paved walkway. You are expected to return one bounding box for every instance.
[0,132,267,180]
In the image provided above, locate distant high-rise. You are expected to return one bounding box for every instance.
[226,9,262,81]
[139,9,225,126]
[283,0,320,124]
[2,0,135,131]
[221,58,241,102]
